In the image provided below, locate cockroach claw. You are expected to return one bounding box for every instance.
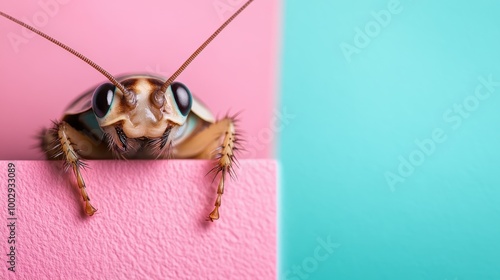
[207,207,220,222]
[85,202,97,216]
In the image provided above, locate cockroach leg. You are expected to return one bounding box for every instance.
[173,118,238,221]
[44,121,97,216]
[208,120,238,221]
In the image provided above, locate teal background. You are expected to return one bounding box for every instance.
[280,1,500,279]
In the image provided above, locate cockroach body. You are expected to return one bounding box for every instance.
[0,0,253,221]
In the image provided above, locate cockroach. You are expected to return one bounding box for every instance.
[0,1,252,221]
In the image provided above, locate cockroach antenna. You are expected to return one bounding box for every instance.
[159,0,255,93]
[0,11,137,107]
[0,0,254,106]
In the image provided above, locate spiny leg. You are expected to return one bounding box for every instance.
[44,121,97,216]
[208,121,238,221]
[71,163,96,216]
[173,118,239,221]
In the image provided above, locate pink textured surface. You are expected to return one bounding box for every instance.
[0,160,276,279]
[0,0,280,160]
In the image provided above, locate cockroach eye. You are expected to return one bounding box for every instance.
[92,83,116,118]
[171,82,192,116]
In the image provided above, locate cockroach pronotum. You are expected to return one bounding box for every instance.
[0,0,253,221]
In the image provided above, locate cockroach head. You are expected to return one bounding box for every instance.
[91,76,192,139]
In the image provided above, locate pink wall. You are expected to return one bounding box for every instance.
[0,0,280,159]
[1,159,276,279]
